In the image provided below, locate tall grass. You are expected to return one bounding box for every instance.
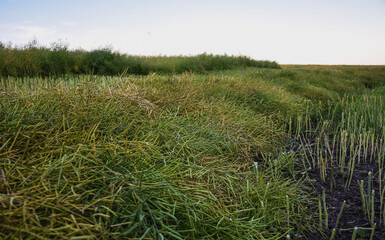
[292,87,385,238]
[295,93,385,181]
[0,41,280,78]
[0,74,315,239]
[1,65,385,238]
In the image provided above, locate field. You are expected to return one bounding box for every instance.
[1,63,385,239]
[0,42,279,77]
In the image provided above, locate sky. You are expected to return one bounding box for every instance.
[0,0,385,65]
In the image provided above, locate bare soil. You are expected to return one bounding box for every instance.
[291,139,385,239]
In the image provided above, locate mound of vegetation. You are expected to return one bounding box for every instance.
[1,65,385,239]
[0,40,280,78]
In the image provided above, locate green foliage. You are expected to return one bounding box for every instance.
[0,41,280,77]
[0,74,310,239]
[1,64,385,239]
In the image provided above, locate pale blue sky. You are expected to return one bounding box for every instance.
[1,0,385,64]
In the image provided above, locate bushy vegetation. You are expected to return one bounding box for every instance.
[1,65,385,239]
[0,41,280,77]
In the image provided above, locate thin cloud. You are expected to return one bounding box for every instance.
[60,21,76,26]
[86,28,109,35]
[14,25,56,39]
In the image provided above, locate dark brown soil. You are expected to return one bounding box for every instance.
[305,165,384,239]
[291,139,385,240]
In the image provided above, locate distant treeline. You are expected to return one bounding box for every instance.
[0,41,280,77]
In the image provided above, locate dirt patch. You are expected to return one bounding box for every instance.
[291,139,385,239]
[305,165,383,239]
